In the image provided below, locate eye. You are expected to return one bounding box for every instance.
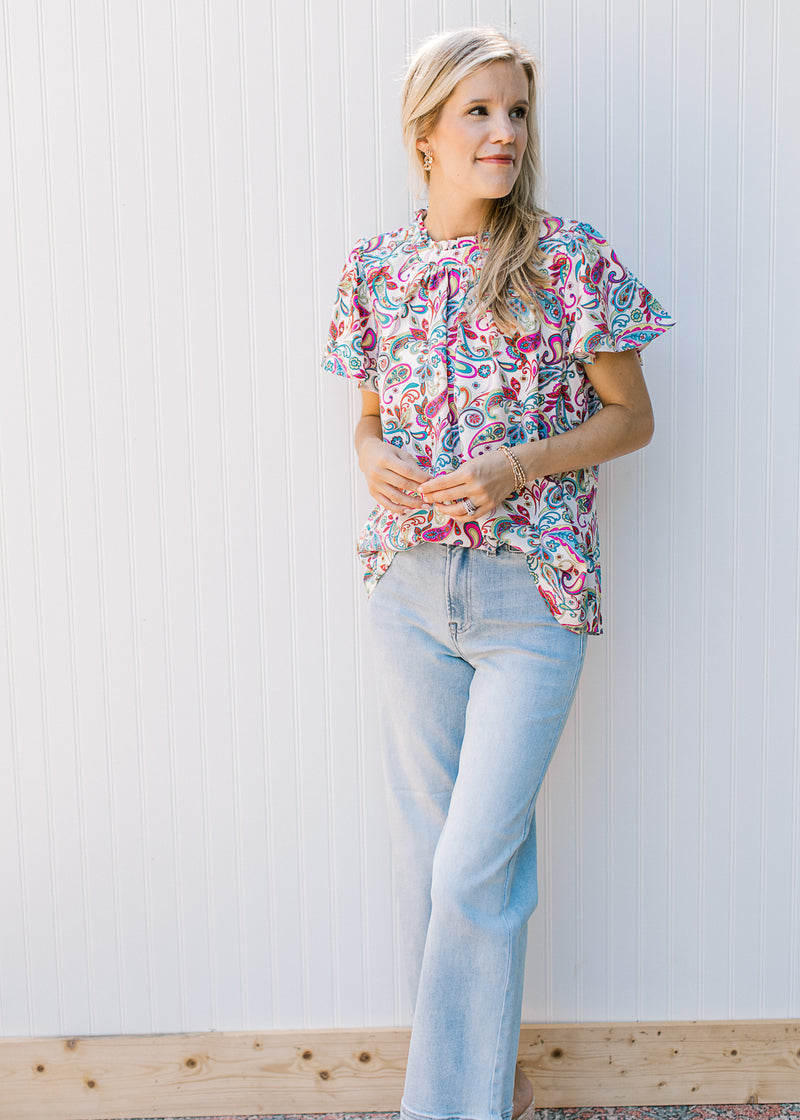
[468,105,488,115]
[510,107,528,119]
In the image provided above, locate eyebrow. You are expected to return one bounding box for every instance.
[464,96,529,106]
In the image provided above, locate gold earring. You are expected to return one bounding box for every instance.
[423,151,433,172]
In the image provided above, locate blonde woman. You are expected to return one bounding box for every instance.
[323,27,674,1120]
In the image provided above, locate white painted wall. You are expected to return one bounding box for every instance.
[1,0,798,1038]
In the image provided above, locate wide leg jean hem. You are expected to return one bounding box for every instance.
[400,1099,514,1120]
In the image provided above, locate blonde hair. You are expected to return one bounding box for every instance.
[401,27,549,333]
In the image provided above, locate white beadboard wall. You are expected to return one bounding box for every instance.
[0,0,798,1038]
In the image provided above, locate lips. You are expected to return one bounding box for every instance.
[478,156,514,163]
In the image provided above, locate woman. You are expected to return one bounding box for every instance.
[322,27,674,1120]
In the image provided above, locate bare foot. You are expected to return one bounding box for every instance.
[512,1064,534,1119]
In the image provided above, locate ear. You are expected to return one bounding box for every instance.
[416,138,429,153]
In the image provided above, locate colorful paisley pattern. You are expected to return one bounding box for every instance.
[322,209,675,634]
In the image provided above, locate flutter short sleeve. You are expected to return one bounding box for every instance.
[322,240,378,392]
[566,222,675,363]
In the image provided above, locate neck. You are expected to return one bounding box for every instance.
[423,192,489,241]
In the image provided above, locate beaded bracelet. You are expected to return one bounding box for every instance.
[498,444,526,493]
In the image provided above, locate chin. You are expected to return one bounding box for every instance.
[474,171,519,194]
[478,179,519,200]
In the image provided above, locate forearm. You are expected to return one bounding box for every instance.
[515,400,654,482]
[354,412,383,456]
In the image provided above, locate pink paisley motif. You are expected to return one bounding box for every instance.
[516,331,541,353]
[420,524,452,543]
[463,521,483,547]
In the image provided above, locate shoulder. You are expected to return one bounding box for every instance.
[341,217,420,277]
[538,215,610,258]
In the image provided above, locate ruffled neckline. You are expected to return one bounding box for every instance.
[412,208,489,251]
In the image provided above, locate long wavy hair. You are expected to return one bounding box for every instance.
[401,27,549,333]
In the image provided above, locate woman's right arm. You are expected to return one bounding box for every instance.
[355,390,431,515]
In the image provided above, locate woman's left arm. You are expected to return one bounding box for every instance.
[419,349,654,521]
[516,348,654,478]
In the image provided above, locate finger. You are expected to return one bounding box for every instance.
[426,483,483,508]
[427,489,474,507]
[430,497,486,523]
[420,480,465,503]
[419,470,477,500]
[444,502,496,524]
[419,471,465,498]
[377,470,432,501]
[381,445,430,473]
[375,484,428,512]
[391,462,431,486]
[375,454,429,483]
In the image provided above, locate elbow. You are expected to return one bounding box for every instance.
[638,406,655,449]
[628,396,655,452]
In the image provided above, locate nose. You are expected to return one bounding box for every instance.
[490,111,517,144]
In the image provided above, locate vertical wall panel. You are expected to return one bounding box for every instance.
[668,0,707,1023]
[759,0,800,1021]
[701,0,745,1022]
[0,0,798,1038]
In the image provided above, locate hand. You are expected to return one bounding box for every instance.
[358,437,431,515]
[418,448,517,522]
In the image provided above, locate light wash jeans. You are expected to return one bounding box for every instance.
[366,542,586,1120]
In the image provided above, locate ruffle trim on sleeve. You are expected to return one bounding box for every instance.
[321,240,379,391]
[564,222,676,363]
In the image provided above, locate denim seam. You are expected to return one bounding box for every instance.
[444,546,454,633]
[445,546,473,652]
[489,856,516,1120]
[401,1100,488,1120]
[460,546,472,634]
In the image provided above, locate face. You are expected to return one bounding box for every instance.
[418,59,530,210]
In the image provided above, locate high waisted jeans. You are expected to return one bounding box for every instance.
[365,542,586,1120]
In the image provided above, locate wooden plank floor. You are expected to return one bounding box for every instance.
[1,1021,799,1120]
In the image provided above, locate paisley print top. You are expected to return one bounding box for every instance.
[322,208,675,633]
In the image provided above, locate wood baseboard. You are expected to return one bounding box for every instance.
[1,1020,799,1119]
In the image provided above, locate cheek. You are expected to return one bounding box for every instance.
[442,136,477,169]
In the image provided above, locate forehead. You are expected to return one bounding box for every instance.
[447,59,529,103]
